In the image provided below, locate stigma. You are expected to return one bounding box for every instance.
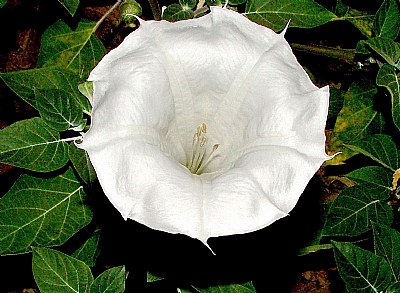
[187,123,219,175]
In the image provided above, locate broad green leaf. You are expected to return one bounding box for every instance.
[376,64,400,130]
[327,87,345,120]
[373,0,400,39]
[37,20,106,79]
[363,38,400,69]
[387,282,400,293]
[90,266,125,293]
[0,168,92,255]
[0,118,69,172]
[72,229,101,267]
[69,143,97,185]
[373,223,400,282]
[332,241,393,293]
[368,110,386,134]
[0,66,91,113]
[193,281,257,292]
[346,166,393,197]
[327,81,378,164]
[244,0,336,31]
[32,247,93,293]
[35,89,84,132]
[322,185,393,237]
[335,0,374,38]
[57,0,80,16]
[346,134,399,172]
[0,0,6,8]
[163,4,194,21]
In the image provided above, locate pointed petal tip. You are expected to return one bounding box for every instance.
[134,15,144,24]
[280,20,291,36]
[201,239,216,255]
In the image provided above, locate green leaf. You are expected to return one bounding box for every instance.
[32,247,93,293]
[179,0,197,9]
[69,143,97,185]
[0,0,6,8]
[387,282,400,293]
[335,0,374,38]
[346,166,393,197]
[372,223,400,282]
[35,89,85,131]
[0,118,69,172]
[89,266,125,293]
[363,37,400,69]
[147,272,164,282]
[0,66,91,113]
[327,81,378,164]
[37,19,106,79]
[346,134,399,172]
[0,168,92,255]
[72,229,101,267]
[376,64,400,131]
[206,0,222,6]
[322,185,393,237]
[193,281,257,292]
[332,241,393,293]
[57,0,80,16]
[244,0,337,31]
[78,81,93,104]
[163,4,194,21]
[228,0,246,6]
[327,87,345,120]
[373,0,400,39]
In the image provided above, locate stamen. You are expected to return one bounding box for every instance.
[186,123,219,174]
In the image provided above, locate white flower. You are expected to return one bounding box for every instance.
[79,7,330,248]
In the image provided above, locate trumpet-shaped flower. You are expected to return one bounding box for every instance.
[79,7,330,247]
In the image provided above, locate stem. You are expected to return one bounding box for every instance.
[147,0,162,20]
[196,0,205,10]
[290,43,355,63]
[194,6,209,18]
[92,0,123,33]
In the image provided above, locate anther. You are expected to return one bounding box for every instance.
[186,123,219,174]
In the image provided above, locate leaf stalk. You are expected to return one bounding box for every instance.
[291,43,355,63]
[92,0,123,33]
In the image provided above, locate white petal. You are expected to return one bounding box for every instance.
[203,145,325,238]
[80,7,331,244]
[84,135,209,241]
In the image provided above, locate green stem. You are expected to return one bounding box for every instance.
[291,43,356,63]
[297,244,333,256]
[92,0,123,33]
[148,0,162,20]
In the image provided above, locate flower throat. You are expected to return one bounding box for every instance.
[186,123,219,175]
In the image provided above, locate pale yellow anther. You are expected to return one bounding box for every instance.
[187,123,219,174]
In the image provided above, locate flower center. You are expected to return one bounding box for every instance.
[186,123,219,175]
